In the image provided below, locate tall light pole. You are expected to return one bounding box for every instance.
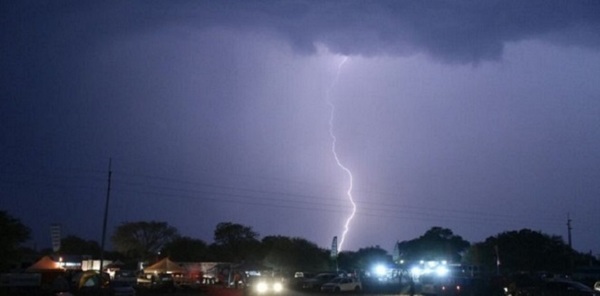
[99,158,112,272]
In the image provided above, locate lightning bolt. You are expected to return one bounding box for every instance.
[326,56,356,252]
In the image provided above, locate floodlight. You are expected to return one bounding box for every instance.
[373,264,387,277]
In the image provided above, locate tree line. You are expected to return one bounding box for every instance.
[1,210,597,275]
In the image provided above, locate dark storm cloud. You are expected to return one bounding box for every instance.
[4,0,600,65]
[238,0,600,62]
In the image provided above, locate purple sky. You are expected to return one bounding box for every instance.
[2,1,600,256]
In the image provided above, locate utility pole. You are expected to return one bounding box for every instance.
[567,214,572,249]
[99,158,112,272]
[567,214,574,272]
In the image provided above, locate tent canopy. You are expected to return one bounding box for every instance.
[75,270,109,289]
[144,257,184,274]
[26,256,64,272]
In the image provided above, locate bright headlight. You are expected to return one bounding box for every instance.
[435,266,449,277]
[273,282,283,292]
[256,282,268,293]
[373,264,388,277]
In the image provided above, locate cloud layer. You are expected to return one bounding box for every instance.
[4,1,600,65]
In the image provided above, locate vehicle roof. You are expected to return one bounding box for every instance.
[543,279,593,291]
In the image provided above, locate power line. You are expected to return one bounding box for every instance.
[0,165,566,230]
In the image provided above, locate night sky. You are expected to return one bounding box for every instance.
[2,1,600,255]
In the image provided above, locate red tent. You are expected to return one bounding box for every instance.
[26,256,64,272]
[25,256,66,289]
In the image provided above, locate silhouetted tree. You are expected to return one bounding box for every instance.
[60,235,101,257]
[338,246,392,271]
[356,246,393,270]
[111,221,179,261]
[162,236,209,262]
[467,229,574,273]
[211,222,260,262]
[396,227,470,263]
[0,211,31,271]
[260,235,329,272]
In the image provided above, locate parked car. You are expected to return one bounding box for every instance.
[504,273,541,296]
[136,273,153,287]
[114,270,137,285]
[294,272,314,279]
[420,275,481,296]
[244,275,285,295]
[109,280,136,296]
[320,277,362,293]
[290,272,315,289]
[537,279,599,296]
[302,273,337,290]
[136,273,174,292]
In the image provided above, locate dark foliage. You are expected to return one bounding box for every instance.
[396,227,470,263]
[0,211,31,271]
